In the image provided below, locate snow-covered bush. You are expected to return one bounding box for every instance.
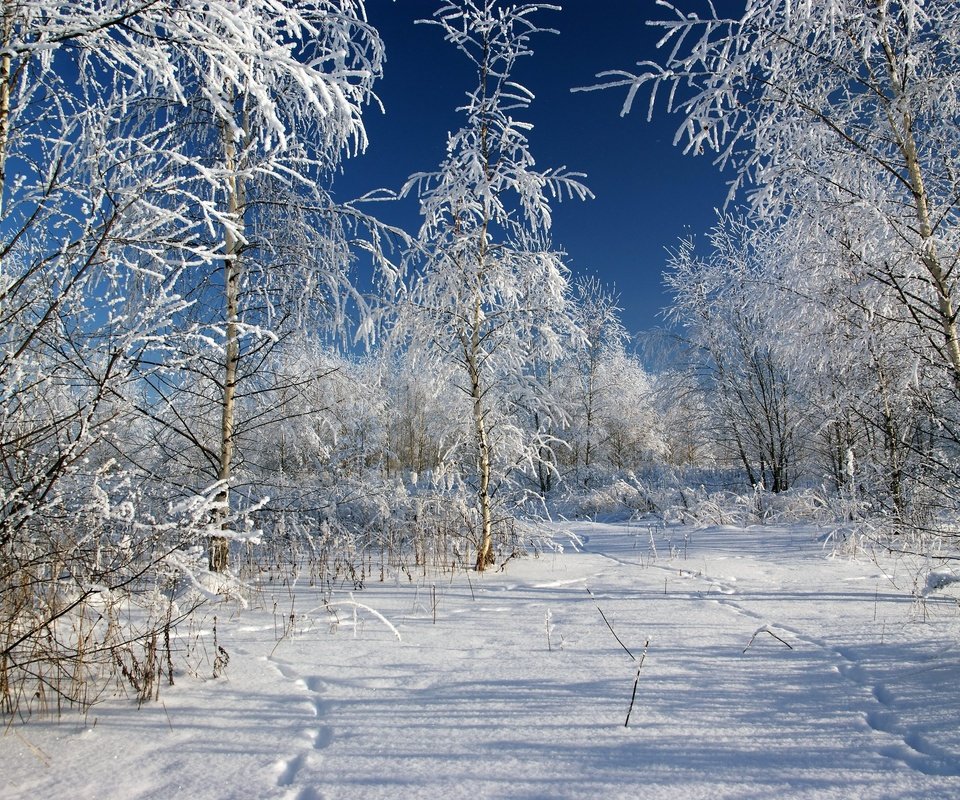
[550,477,660,521]
[0,467,221,716]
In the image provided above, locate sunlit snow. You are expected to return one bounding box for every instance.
[5,521,960,799]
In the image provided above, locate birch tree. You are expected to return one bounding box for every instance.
[168,2,383,571]
[87,1,386,571]
[594,0,960,395]
[0,0,386,710]
[664,220,807,492]
[398,0,589,570]
[564,277,629,484]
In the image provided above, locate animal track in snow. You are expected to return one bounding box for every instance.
[267,656,336,794]
[833,648,960,776]
[276,753,307,787]
[703,579,960,775]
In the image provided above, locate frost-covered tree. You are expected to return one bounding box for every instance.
[664,220,807,492]
[0,1,229,712]
[381,349,458,480]
[152,2,385,571]
[592,0,960,529]
[59,1,386,571]
[592,349,665,474]
[653,366,717,470]
[595,0,960,426]
[562,277,630,483]
[762,209,938,516]
[664,207,940,514]
[398,0,589,570]
[0,0,386,711]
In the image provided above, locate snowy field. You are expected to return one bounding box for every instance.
[5,521,960,799]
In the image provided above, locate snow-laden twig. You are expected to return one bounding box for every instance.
[319,593,402,642]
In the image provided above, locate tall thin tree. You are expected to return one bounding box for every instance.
[399,0,590,570]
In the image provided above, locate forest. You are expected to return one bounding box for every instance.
[1,0,959,727]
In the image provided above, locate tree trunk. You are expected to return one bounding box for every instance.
[534,410,553,495]
[473,398,494,570]
[876,9,960,392]
[904,144,960,393]
[0,1,14,213]
[210,110,243,573]
[467,295,495,571]
[874,354,905,516]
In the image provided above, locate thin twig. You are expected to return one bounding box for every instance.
[743,626,794,654]
[624,640,650,728]
[586,587,636,661]
[10,728,51,767]
[586,587,650,727]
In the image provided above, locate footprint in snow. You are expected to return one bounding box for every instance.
[276,753,307,787]
[834,651,960,776]
[267,656,336,790]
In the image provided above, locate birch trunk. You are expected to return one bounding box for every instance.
[468,294,495,571]
[0,1,14,213]
[876,5,960,392]
[472,104,495,572]
[209,111,243,573]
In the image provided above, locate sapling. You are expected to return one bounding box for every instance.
[397,0,590,571]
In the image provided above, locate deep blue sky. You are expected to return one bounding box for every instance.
[338,1,742,336]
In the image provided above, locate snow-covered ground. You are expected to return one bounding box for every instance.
[5,521,960,799]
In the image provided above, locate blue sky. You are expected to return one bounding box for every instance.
[337,1,742,336]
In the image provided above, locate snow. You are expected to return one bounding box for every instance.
[5,521,960,799]
[923,568,960,597]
